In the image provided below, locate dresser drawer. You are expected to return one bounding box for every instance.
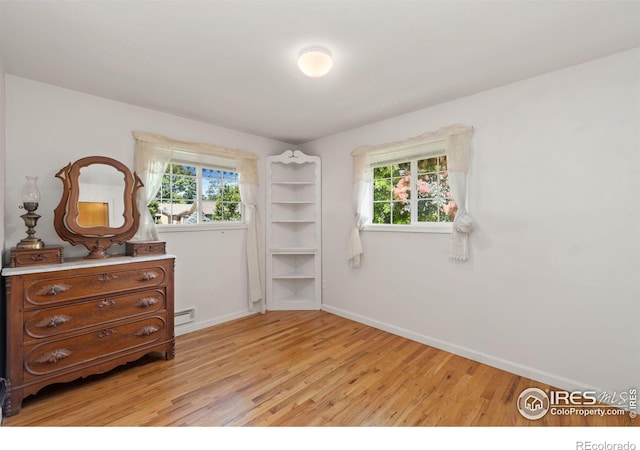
[10,246,64,267]
[23,264,168,308]
[23,315,169,381]
[23,289,166,340]
[126,241,166,257]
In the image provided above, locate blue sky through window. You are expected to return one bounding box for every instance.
[201,168,239,199]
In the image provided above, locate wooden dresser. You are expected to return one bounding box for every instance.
[1,254,175,416]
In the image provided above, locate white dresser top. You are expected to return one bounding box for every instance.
[1,253,176,276]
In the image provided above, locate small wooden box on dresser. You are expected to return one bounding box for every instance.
[1,254,175,416]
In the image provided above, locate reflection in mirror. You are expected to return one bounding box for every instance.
[78,202,109,227]
[77,164,125,228]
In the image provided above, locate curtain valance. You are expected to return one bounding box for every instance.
[351,124,472,178]
[132,131,259,185]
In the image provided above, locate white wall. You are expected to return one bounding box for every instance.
[4,76,288,332]
[0,53,5,268]
[302,48,640,396]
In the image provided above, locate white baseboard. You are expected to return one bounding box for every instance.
[320,304,602,395]
[174,309,255,336]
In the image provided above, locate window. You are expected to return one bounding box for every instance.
[149,163,241,225]
[371,154,457,226]
[348,124,474,267]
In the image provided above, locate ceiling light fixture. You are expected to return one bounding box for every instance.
[298,47,333,78]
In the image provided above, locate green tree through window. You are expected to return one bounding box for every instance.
[372,156,456,225]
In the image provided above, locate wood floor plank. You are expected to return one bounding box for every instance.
[2,310,638,427]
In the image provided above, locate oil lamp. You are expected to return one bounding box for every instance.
[16,176,45,249]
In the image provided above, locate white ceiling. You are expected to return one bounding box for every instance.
[1,1,639,144]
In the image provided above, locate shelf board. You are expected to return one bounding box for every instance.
[270,200,315,204]
[272,274,315,279]
[271,181,316,185]
[270,247,317,254]
[268,295,318,304]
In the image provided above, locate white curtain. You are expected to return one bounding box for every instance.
[132,131,264,311]
[347,176,371,267]
[133,140,172,241]
[348,124,474,266]
[445,129,475,261]
[237,158,263,313]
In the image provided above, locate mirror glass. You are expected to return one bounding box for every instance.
[77,163,126,228]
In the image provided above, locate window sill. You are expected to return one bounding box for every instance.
[156,222,248,233]
[362,223,452,234]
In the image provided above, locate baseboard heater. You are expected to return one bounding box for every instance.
[175,307,195,326]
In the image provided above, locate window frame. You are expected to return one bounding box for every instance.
[153,160,245,232]
[363,151,454,234]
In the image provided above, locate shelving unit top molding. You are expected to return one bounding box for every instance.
[1,254,176,276]
[272,149,317,162]
[269,151,320,182]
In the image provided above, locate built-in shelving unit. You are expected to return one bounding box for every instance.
[266,150,321,310]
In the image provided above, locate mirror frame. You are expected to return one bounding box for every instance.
[54,156,144,259]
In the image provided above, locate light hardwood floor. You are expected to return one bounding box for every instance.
[3,310,638,426]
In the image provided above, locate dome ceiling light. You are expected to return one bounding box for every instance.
[298,47,333,78]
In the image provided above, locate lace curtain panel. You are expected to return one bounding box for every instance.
[348,124,475,267]
[132,131,264,312]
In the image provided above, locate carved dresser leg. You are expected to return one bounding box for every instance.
[3,383,23,417]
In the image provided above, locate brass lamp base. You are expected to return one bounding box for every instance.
[17,207,44,250]
[16,237,45,250]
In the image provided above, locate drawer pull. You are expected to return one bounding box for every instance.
[137,297,159,308]
[36,314,72,328]
[39,284,71,296]
[135,325,160,336]
[97,328,116,338]
[35,349,72,364]
[97,273,118,282]
[140,272,158,281]
[97,299,116,308]
[30,254,44,261]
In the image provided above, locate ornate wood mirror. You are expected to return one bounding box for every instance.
[54,156,143,259]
